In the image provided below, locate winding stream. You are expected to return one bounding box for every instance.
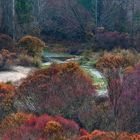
[42,51,107,95]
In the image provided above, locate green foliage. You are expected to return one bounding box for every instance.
[15,0,33,24]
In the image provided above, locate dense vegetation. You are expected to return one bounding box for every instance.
[0,0,140,140]
[0,0,140,41]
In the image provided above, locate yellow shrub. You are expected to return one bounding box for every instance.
[17,35,46,57]
[44,121,63,135]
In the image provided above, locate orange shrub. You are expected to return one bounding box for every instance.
[77,135,91,140]
[96,53,125,73]
[0,112,34,135]
[77,130,140,140]
[0,83,15,119]
[44,121,63,135]
[44,120,64,140]
[91,130,112,140]
[17,35,46,57]
[96,50,138,74]
[124,66,135,75]
[0,83,15,94]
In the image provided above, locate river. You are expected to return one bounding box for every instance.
[42,51,107,95]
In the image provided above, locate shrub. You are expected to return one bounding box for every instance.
[96,51,137,74]
[77,130,140,140]
[0,83,14,94]
[96,53,125,73]
[77,136,91,140]
[118,65,140,132]
[78,100,111,132]
[0,112,34,136]
[1,94,15,116]
[91,130,133,140]
[0,83,15,119]
[15,62,96,127]
[105,65,140,133]
[2,114,81,140]
[17,54,41,67]
[44,121,63,135]
[95,31,131,50]
[17,35,46,57]
[113,49,138,67]
[124,66,135,75]
[0,34,15,51]
[0,49,16,70]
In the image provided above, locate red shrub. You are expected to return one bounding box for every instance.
[2,114,81,140]
[80,128,89,136]
[15,62,96,123]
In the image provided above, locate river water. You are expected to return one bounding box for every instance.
[42,51,107,95]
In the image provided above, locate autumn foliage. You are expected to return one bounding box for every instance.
[0,49,16,70]
[0,83,15,119]
[0,112,34,136]
[0,83,14,95]
[76,130,140,140]
[17,35,46,57]
[15,62,95,124]
[118,65,140,132]
[2,114,81,140]
[0,82,14,110]
[96,53,125,73]
[96,51,137,74]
